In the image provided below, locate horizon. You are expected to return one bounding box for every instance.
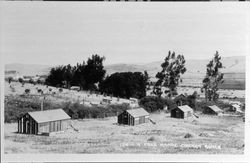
[5,55,246,67]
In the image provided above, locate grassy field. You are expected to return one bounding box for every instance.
[4,113,244,154]
[4,81,245,154]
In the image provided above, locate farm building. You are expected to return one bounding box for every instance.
[118,107,149,126]
[230,104,243,113]
[129,97,138,103]
[70,86,80,91]
[203,105,223,115]
[163,106,168,112]
[174,94,187,106]
[90,101,100,106]
[18,109,71,135]
[171,105,193,119]
[101,98,112,105]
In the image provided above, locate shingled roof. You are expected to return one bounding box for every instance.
[126,108,149,118]
[28,109,71,123]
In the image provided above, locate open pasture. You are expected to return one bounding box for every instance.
[4,113,244,154]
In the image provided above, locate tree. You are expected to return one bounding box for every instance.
[8,77,13,84]
[71,62,86,89]
[99,72,147,99]
[62,64,74,88]
[45,54,106,91]
[153,51,186,98]
[45,66,65,87]
[187,91,198,110]
[201,51,224,102]
[25,89,30,95]
[83,54,106,90]
[144,71,150,91]
[18,78,24,83]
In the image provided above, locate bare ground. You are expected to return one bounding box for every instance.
[4,113,244,154]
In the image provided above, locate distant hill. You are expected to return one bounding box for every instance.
[5,56,245,79]
[5,63,52,76]
[105,56,245,78]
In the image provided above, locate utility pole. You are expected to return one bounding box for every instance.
[41,96,46,111]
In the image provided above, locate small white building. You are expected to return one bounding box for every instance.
[230,104,243,113]
[70,86,80,91]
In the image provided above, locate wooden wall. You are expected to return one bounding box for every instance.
[18,114,38,135]
[18,113,69,135]
[38,120,69,134]
[118,111,149,126]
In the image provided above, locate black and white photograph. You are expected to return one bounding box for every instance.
[0,1,249,162]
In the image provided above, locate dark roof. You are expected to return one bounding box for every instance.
[28,109,71,123]
[174,94,187,100]
[125,108,149,118]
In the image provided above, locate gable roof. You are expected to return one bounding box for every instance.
[232,104,241,109]
[177,105,193,112]
[28,109,71,123]
[231,104,242,113]
[126,108,149,118]
[207,105,222,113]
[174,94,187,101]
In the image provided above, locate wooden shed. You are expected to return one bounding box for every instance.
[174,94,187,106]
[129,97,138,103]
[18,109,71,135]
[101,98,112,105]
[203,105,223,115]
[230,104,243,113]
[171,105,193,119]
[118,108,149,126]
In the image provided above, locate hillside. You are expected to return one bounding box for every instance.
[5,56,245,89]
[105,56,245,77]
[5,63,52,76]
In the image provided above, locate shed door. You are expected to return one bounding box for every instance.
[26,121,29,134]
[176,110,180,118]
[123,113,128,124]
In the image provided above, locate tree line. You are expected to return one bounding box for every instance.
[45,54,149,99]
[45,51,224,102]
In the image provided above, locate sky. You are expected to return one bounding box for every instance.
[1,3,248,66]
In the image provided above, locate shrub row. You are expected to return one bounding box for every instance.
[62,102,130,119]
[139,96,176,113]
[4,95,131,122]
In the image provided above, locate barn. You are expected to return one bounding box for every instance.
[118,108,149,126]
[203,105,223,115]
[174,94,187,106]
[171,105,193,119]
[18,109,71,135]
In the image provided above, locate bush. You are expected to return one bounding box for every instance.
[139,96,176,113]
[147,136,156,141]
[29,79,35,85]
[18,78,24,83]
[4,95,58,123]
[25,89,30,94]
[196,100,231,112]
[99,72,147,99]
[62,102,131,119]
[4,95,131,122]
[184,133,193,138]
[186,91,198,110]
